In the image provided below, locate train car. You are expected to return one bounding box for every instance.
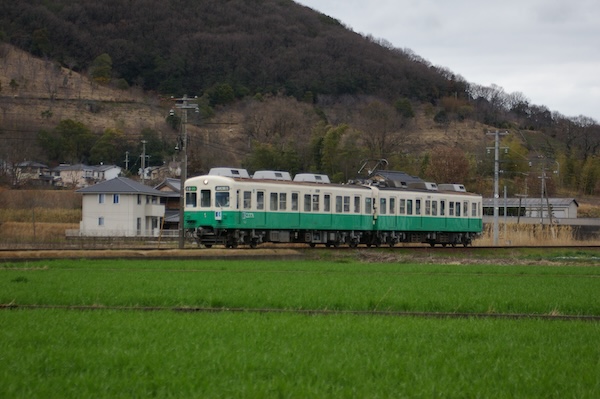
[183,169,482,248]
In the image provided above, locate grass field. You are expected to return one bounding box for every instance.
[1,256,599,398]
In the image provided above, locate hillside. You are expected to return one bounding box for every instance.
[1,0,599,196]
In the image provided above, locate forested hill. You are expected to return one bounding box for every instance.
[0,0,464,102]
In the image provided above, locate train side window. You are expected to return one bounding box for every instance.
[343,196,350,213]
[280,193,287,211]
[406,199,413,215]
[243,191,252,209]
[365,197,372,214]
[415,199,421,215]
[304,194,311,212]
[185,192,197,208]
[449,201,454,216]
[380,198,387,215]
[324,194,331,212]
[270,192,278,211]
[291,193,299,211]
[200,190,211,207]
[400,199,406,214]
[440,200,445,216]
[215,192,229,208]
[455,201,461,216]
[390,197,396,214]
[463,201,468,216]
[472,201,477,217]
[425,200,431,216]
[432,201,437,216]
[354,196,361,213]
[335,196,343,213]
[344,195,350,213]
[312,195,319,212]
[257,191,265,210]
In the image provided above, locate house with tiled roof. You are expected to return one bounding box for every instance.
[76,177,166,237]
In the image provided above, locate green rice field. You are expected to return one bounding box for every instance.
[1,256,599,398]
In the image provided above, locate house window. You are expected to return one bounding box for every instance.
[113,194,119,204]
[137,217,141,232]
[98,194,105,204]
[98,217,104,226]
[137,194,142,205]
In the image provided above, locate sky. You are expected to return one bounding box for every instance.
[295,0,600,122]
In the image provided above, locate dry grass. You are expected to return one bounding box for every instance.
[474,222,596,246]
[0,208,81,223]
[0,221,78,243]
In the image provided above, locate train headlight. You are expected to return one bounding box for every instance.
[203,179,209,185]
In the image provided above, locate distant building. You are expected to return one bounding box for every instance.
[154,178,181,231]
[76,177,166,237]
[483,198,578,219]
[51,164,122,188]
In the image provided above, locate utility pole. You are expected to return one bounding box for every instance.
[172,95,199,249]
[486,130,509,246]
[124,151,130,171]
[140,140,147,185]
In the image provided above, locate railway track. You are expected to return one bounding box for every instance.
[2,245,600,262]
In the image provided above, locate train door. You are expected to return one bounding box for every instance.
[290,192,301,227]
[323,193,332,228]
[414,197,423,230]
[255,190,266,227]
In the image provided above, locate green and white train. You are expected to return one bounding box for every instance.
[183,168,482,248]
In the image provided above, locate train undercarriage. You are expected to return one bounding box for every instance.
[191,227,477,248]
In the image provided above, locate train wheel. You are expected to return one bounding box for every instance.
[204,244,213,249]
[442,243,447,247]
[309,243,316,248]
[429,242,436,247]
[249,239,258,249]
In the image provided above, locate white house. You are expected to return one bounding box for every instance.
[52,164,122,188]
[76,177,166,237]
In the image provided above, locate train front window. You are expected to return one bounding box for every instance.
[200,190,211,207]
[185,192,197,208]
[215,192,229,208]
